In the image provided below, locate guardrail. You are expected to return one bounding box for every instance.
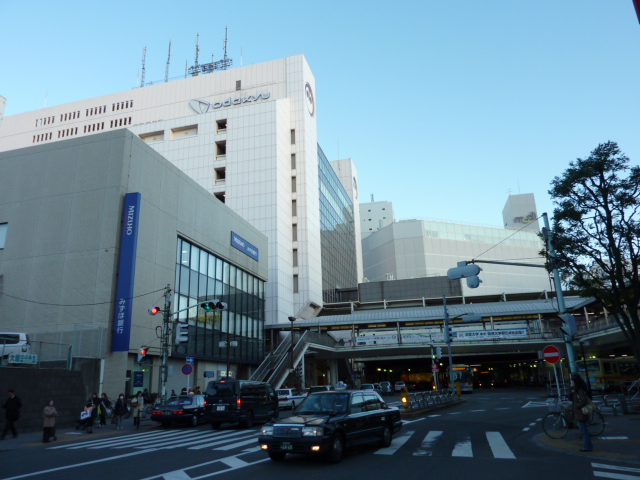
[404,389,456,412]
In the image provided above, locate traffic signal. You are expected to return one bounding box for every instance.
[137,347,149,364]
[559,313,577,337]
[174,322,189,345]
[295,363,303,377]
[148,306,161,315]
[200,300,228,311]
[447,261,483,289]
[436,346,443,359]
[400,387,410,412]
[444,323,454,343]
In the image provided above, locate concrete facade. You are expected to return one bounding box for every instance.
[0,130,268,396]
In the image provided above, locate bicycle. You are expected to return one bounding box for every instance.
[542,405,605,439]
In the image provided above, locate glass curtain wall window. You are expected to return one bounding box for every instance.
[173,238,266,365]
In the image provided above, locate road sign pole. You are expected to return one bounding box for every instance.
[443,296,457,400]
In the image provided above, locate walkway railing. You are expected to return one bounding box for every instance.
[404,389,456,411]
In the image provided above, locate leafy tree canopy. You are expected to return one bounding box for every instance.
[548,141,640,359]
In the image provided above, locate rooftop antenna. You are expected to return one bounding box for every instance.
[188,28,232,76]
[371,194,375,202]
[165,41,172,83]
[221,27,230,70]
[140,47,147,88]
[184,60,188,78]
[193,34,200,76]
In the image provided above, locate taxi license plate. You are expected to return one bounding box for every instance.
[163,410,171,415]
[281,442,293,451]
[216,406,225,411]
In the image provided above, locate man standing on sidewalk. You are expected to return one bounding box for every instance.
[1,389,22,440]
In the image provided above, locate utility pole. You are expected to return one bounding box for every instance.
[443,296,457,399]
[542,212,578,375]
[157,284,172,401]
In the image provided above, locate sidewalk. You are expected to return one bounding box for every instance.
[536,412,640,463]
[0,418,159,451]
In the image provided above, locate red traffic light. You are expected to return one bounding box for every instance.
[148,306,161,315]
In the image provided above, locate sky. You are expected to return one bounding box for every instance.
[1,1,639,229]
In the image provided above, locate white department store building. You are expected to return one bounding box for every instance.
[0,54,361,327]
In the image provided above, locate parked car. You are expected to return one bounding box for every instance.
[150,394,207,427]
[394,381,406,392]
[205,378,279,429]
[360,383,382,394]
[379,381,393,395]
[308,385,334,394]
[258,390,403,463]
[277,388,306,410]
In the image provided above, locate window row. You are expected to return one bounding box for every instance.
[83,122,104,133]
[60,110,81,122]
[32,132,53,143]
[112,100,133,111]
[58,127,78,138]
[110,117,132,128]
[35,116,55,127]
[86,105,107,116]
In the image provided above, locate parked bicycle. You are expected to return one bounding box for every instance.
[542,401,605,439]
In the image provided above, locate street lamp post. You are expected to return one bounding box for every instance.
[219,340,238,378]
[288,316,296,388]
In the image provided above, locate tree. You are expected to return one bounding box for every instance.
[548,141,640,360]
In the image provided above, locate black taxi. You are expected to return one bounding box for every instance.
[258,390,402,463]
[150,394,207,427]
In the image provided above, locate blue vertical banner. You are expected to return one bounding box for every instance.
[112,192,142,352]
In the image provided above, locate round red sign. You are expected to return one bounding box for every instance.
[543,345,562,364]
[182,364,193,375]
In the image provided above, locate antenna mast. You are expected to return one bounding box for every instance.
[188,28,232,77]
[140,47,147,88]
[165,41,172,83]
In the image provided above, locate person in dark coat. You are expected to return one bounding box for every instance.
[114,393,127,430]
[571,373,593,452]
[1,389,22,440]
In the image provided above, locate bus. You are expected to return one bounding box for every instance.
[451,364,474,393]
[576,357,639,393]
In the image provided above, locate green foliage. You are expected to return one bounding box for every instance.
[548,141,640,358]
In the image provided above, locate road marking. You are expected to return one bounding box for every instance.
[448,412,462,415]
[413,430,442,456]
[158,431,253,449]
[599,437,629,440]
[592,463,640,474]
[495,408,510,410]
[427,414,442,417]
[189,432,257,450]
[159,471,190,480]
[214,437,260,451]
[522,427,530,432]
[471,409,486,412]
[402,418,426,424]
[522,401,553,408]
[452,436,473,457]
[486,432,516,459]
[375,430,414,455]
[593,472,640,480]
[1,449,157,480]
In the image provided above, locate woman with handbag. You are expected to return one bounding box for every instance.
[99,393,112,427]
[571,373,594,452]
[114,394,127,430]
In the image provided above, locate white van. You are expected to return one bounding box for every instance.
[0,332,31,358]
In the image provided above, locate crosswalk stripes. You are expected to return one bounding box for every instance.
[50,428,517,459]
[592,462,640,480]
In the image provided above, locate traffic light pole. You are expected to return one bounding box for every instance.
[156,284,172,402]
[443,296,457,399]
[541,213,578,375]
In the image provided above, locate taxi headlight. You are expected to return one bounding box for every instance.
[261,426,274,436]
[302,426,323,437]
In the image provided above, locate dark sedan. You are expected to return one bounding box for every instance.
[150,394,207,427]
[258,390,402,463]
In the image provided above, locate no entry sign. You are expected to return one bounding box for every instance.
[543,345,562,364]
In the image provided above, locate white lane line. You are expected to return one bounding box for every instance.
[157,470,190,480]
[448,412,462,415]
[156,430,253,449]
[2,449,157,480]
[402,418,426,424]
[599,437,629,440]
[486,431,516,459]
[452,436,473,457]
[119,431,210,449]
[495,408,510,410]
[413,430,442,457]
[428,414,441,417]
[219,457,250,468]
[189,458,270,480]
[471,409,486,412]
[522,427,530,432]
[190,432,258,450]
[529,423,537,426]
[47,429,182,449]
[592,463,640,473]
[376,430,414,455]
[214,436,260,451]
[593,472,640,480]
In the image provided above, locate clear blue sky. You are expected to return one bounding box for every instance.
[1,1,638,228]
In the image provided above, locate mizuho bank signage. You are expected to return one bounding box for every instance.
[189,93,271,114]
[231,232,259,261]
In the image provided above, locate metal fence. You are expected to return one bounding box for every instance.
[404,389,456,411]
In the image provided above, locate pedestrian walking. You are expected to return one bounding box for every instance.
[571,373,594,452]
[99,393,112,427]
[132,391,144,427]
[1,389,22,440]
[42,400,57,443]
[114,393,127,430]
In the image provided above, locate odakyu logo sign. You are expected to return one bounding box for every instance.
[305,82,315,117]
[189,93,271,114]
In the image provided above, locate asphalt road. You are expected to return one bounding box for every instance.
[1,389,638,480]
